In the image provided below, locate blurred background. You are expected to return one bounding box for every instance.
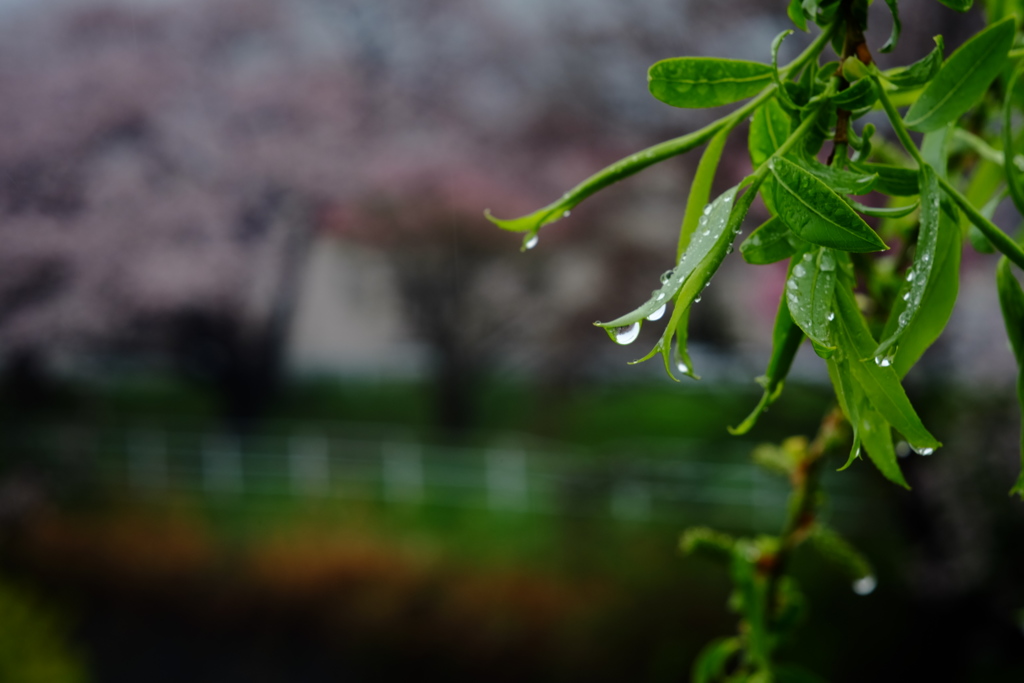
[0,0,1022,680]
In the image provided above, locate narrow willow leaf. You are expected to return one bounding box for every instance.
[770,157,888,252]
[880,0,901,53]
[889,202,961,378]
[740,216,806,264]
[834,285,941,452]
[648,58,773,108]
[810,524,874,581]
[853,163,919,196]
[772,30,799,111]
[904,17,1014,132]
[1004,62,1024,217]
[749,98,792,169]
[831,77,878,110]
[692,637,742,683]
[787,0,809,32]
[484,114,732,235]
[729,292,804,435]
[847,199,920,218]
[935,0,973,10]
[785,247,837,356]
[826,356,864,470]
[996,258,1024,499]
[876,165,940,357]
[884,36,944,88]
[680,129,730,257]
[857,398,911,488]
[595,186,739,330]
[796,158,878,195]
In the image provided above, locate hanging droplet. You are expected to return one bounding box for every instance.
[852,575,877,596]
[911,445,935,456]
[670,346,689,375]
[562,210,571,218]
[726,245,733,254]
[647,304,667,321]
[874,355,892,368]
[896,441,911,458]
[612,322,641,345]
[694,295,702,303]
[524,234,539,250]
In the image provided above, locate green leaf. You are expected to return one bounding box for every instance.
[934,0,974,10]
[847,199,920,218]
[857,397,911,488]
[875,165,941,357]
[680,129,730,257]
[831,77,878,110]
[880,0,901,53]
[809,524,874,581]
[996,258,1024,499]
[904,17,1014,132]
[729,291,804,434]
[795,158,878,195]
[826,356,865,470]
[852,163,919,196]
[772,30,799,111]
[596,186,739,330]
[888,201,962,378]
[749,99,792,170]
[692,637,742,683]
[785,247,837,356]
[884,35,944,88]
[834,285,941,454]
[740,216,806,264]
[648,58,774,108]
[1004,62,1024,217]
[788,0,809,31]
[769,157,889,252]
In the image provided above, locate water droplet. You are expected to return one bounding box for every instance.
[874,355,892,368]
[656,292,666,301]
[896,441,911,458]
[723,196,732,203]
[911,445,935,456]
[726,245,733,254]
[660,269,674,284]
[694,295,702,303]
[703,204,712,216]
[903,292,911,301]
[803,252,813,261]
[562,210,571,218]
[704,281,711,288]
[793,264,807,278]
[524,234,539,250]
[787,279,799,290]
[613,322,641,345]
[647,304,667,321]
[819,250,836,271]
[702,229,711,236]
[899,311,912,327]
[736,229,743,235]
[921,253,930,263]
[670,346,689,375]
[853,575,877,596]
[906,270,915,282]
[827,312,835,322]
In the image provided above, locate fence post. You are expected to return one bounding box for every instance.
[382,443,423,503]
[202,433,243,495]
[289,435,330,496]
[486,449,528,511]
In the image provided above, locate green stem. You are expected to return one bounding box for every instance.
[940,176,1024,270]
[487,23,838,234]
[874,74,1024,270]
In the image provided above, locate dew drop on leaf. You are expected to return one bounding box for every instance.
[911,445,934,456]
[703,204,713,216]
[613,322,641,345]
[793,264,807,278]
[827,311,835,322]
[853,575,877,596]
[524,234,539,250]
[660,269,674,284]
[647,304,667,321]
